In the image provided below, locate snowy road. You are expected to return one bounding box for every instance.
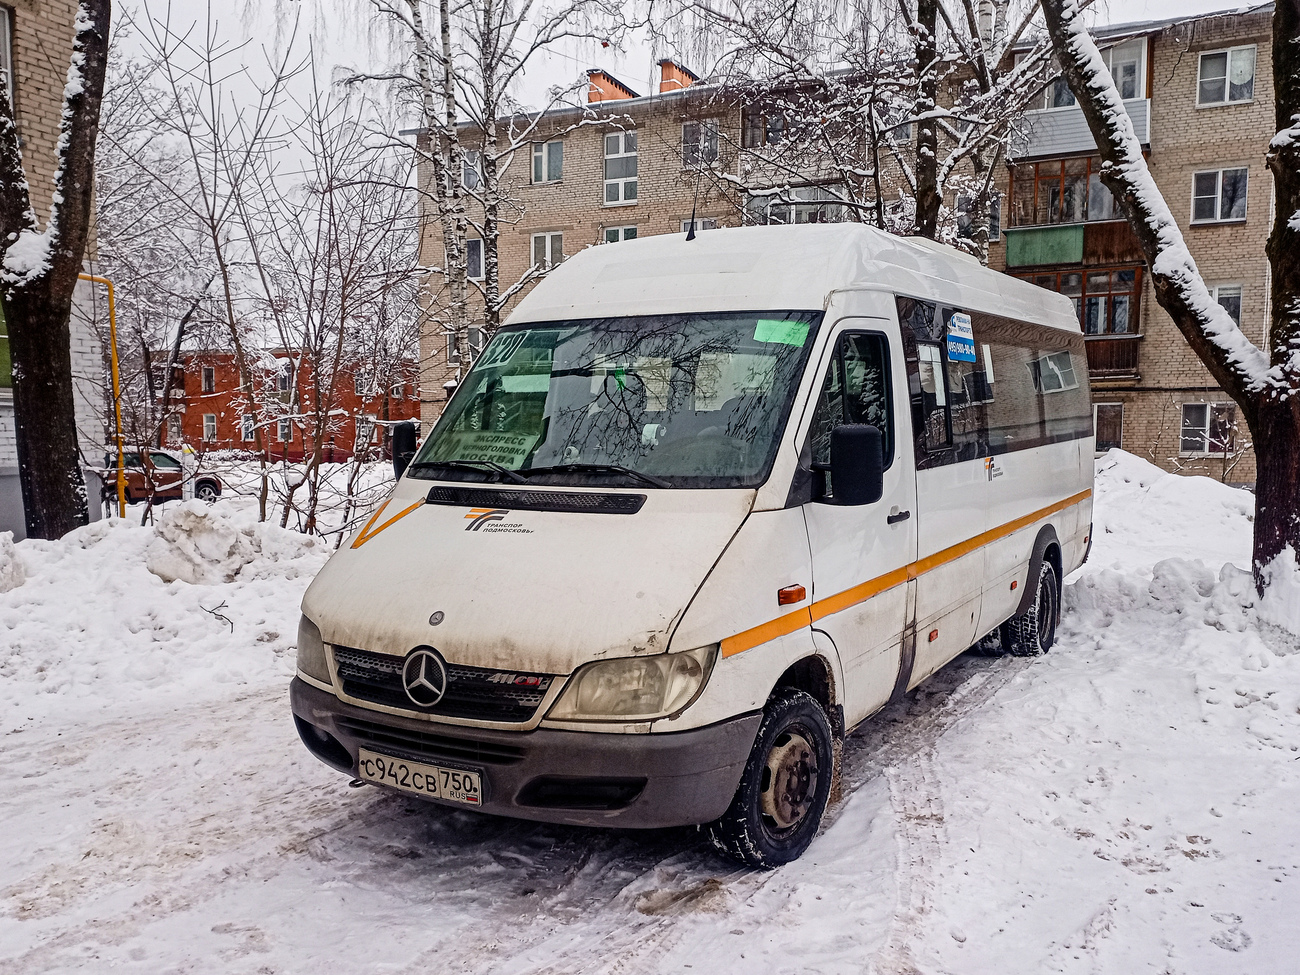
[3,452,1299,973]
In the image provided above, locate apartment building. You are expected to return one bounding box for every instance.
[989,3,1274,483]
[0,1,106,535]
[160,351,421,463]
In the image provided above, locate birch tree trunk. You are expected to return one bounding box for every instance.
[0,0,110,538]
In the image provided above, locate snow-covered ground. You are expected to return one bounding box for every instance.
[3,451,1298,973]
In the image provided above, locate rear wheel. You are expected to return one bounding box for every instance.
[195,480,220,503]
[708,688,835,868]
[1000,558,1059,656]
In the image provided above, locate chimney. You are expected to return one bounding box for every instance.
[658,59,698,94]
[587,69,639,103]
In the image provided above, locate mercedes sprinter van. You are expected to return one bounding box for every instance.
[291,224,1093,866]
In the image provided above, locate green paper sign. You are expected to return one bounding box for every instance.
[754,319,810,346]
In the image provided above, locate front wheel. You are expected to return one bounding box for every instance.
[708,688,835,868]
[1001,558,1059,656]
[195,480,220,503]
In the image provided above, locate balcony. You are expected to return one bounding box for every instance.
[1018,98,1150,160]
[1084,333,1141,381]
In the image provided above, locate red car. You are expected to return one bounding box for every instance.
[101,449,224,505]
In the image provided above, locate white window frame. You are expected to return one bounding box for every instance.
[603,130,638,206]
[201,365,215,394]
[1179,401,1237,456]
[1191,168,1248,224]
[531,232,563,268]
[1212,283,1243,326]
[446,331,461,365]
[531,141,563,184]
[202,414,217,441]
[1030,351,1079,394]
[1197,45,1256,107]
[604,225,637,243]
[1104,39,1145,101]
[681,218,718,233]
[0,7,12,106]
[277,417,292,443]
[166,414,183,444]
[681,119,719,168]
[1093,402,1124,452]
[462,149,481,190]
[241,415,256,442]
[354,373,368,397]
[466,238,484,280]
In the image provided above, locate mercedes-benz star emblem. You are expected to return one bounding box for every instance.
[402,648,448,707]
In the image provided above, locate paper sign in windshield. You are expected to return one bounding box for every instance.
[437,431,536,467]
[946,312,976,363]
[754,319,810,347]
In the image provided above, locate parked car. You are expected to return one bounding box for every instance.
[100,449,223,504]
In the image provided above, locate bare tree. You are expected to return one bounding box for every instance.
[0,0,110,538]
[1040,0,1300,592]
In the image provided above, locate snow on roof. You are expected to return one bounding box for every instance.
[508,224,1081,333]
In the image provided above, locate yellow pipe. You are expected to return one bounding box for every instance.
[78,273,126,517]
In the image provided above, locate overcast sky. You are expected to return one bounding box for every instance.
[121,0,1269,120]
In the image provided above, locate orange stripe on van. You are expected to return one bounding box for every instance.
[720,489,1092,658]
[350,498,426,549]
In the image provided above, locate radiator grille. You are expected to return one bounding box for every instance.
[425,485,645,514]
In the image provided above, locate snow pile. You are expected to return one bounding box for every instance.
[145,500,323,584]
[0,506,330,726]
[0,530,25,592]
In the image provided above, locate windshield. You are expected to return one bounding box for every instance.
[411,311,823,488]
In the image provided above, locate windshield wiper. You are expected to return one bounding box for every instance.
[520,463,670,489]
[407,459,527,484]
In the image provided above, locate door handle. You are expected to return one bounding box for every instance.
[887,509,911,525]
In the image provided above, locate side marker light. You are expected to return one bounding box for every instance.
[1010,580,1018,591]
[928,629,939,643]
[778,585,807,606]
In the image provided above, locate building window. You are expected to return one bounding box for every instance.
[0,299,10,388]
[1213,284,1243,325]
[1095,403,1123,451]
[1181,402,1237,454]
[466,238,484,280]
[446,331,460,365]
[1198,46,1256,106]
[1019,265,1142,335]
[1192,168,1248,223]
[532,141,562,183]
[681,217,718,233]
[167,414,182,443]
[603,130,637,204]
[1029,351,1080,394]
[0,7,12,108]
[354,373,368,397]
[742,107,786,147]
[242,415,256,442]
[201,366,215,394]
[355,418,373,451]
[1106,39,1144,100]
[532,232,563,267]
[956,193,1002,242]
[745,185,846,225]
[1009,157,1120,227]
[604,226,637,243]
[203,414,217,441]
[682,119,719,167]
[278,417,292,442]
[462,149,481,190]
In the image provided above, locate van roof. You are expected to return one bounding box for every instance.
[507,224,1081,333]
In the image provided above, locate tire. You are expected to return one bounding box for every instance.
[1000,558,1059,656]
[195,480,220,503]
[708,688,836,868]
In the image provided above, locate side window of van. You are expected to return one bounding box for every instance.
[809,332,893,470]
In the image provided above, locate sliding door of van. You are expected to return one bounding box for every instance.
[802,322,917,730]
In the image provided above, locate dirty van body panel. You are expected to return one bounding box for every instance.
[290,678,759,828]
[302,487,754,684]
[800,317,919,728]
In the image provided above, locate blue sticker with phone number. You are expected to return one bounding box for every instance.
[946,312,976,362]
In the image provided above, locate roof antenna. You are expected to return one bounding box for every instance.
[686,160,701,240]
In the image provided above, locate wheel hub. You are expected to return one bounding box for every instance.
[760,731,817,830]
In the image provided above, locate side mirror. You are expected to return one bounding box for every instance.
[830,424,884,506]
[392,421,417,480]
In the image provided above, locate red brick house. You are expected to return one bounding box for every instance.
[161,350,421,462]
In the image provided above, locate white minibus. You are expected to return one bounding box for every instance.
[291,224,1093,866]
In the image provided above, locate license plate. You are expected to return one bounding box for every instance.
[357,749,482,806]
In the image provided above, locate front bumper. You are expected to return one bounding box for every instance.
[290,677,760,828]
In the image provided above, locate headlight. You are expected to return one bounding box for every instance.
[547,645,717,722]
[296,615,332,684]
